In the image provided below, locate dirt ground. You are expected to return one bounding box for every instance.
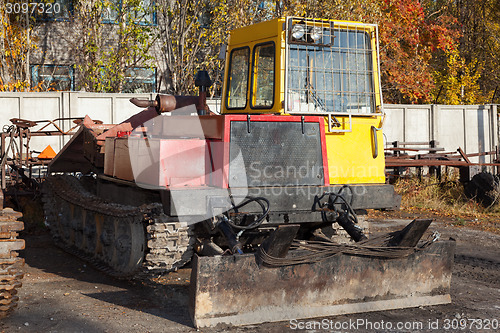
[1,213,499,333]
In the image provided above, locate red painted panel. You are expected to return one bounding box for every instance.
[318,118,329,186]
[159,139,208,187]
[122,114,328,190]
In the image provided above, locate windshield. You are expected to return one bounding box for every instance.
[287,26,376,114]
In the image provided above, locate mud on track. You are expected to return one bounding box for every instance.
[0,218,499,333]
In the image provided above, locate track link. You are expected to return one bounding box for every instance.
[42,175,194,278]
[0,208,24,318]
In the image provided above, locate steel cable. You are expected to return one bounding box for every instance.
[257,232,438,267]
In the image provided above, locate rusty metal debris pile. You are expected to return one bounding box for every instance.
[385,140,500,180]
[0,207,24,318]
[1,117,82,192]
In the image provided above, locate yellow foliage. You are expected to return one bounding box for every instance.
[434,47,484,104]
[0,3,38,92]
[0,78,45,92]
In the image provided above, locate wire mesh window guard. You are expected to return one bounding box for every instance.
[286,19,377,115]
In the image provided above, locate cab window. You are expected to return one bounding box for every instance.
[251,42,275,108]
[226,47,250,109]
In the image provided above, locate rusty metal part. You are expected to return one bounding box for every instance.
[457,147,471,164]
[189,239,455,327]
[42,175,194,277]
[385,141,500,180]
[130,94,201,114]
[95,94,203,142]
[9,119,37,128]
[259,224,300,261]
[385,144,500,169]
[257,219,433,267]
[1,117,84,190]
[155,94,201,113]
[194,239,224,256]
[9,117,84,135]
[94,109,159,142]
[386,159,500,167]
[387,219,433,247]
[0,207,24,319]
[129,98,158,109]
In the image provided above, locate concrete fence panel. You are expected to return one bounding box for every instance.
[384,104,498,164]
[1,93,63,153]
[382,106,404,145]
[0,92,498,164]
[404,106,432,143]
[434,106,466,154]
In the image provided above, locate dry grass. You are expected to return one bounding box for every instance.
[395,176,480,216]
[392,173,500,233]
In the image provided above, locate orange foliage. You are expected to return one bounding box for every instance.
[379,0,459,103]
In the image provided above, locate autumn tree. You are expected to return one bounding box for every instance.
[71,0,155,92]
[378,0,458,103]
[434,46,482,104]
[1,0,479,104]
[0,0,37,91]
[156,0,211,95]
[279,0,382,22]
[446,0,500,103]
[277,0,458,104]
[155,0,275,95]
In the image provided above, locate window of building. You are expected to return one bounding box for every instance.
[31,65,74,91]
[250,42,275,109]
[122,67,157,93]
[102,0,156,25]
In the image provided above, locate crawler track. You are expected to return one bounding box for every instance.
[0,208,24,318]
[42,175,194,278]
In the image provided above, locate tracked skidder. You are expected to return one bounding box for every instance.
[43,17,455,327]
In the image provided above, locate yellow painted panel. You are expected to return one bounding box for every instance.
[228,18,283,46]
[325,115,385,184]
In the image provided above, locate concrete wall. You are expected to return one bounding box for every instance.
[383,104,499,163]
[0,92,221,153]
[0,92,496,162]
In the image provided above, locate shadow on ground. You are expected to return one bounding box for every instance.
[19,228,194,328]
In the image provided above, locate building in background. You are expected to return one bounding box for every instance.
[28,0,159,93]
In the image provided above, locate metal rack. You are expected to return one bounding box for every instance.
[284,17,384,133]
[1,117,83,191]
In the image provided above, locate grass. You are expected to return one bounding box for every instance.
[391,173,500,234]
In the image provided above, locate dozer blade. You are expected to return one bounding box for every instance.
[189,239,455,328]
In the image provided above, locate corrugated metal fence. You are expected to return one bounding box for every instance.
[0,92,496,162]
